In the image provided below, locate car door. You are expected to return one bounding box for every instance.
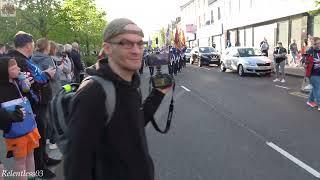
[229,49,240,70]
[223,49,232,69]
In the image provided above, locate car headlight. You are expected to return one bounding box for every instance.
[245,62,256,66]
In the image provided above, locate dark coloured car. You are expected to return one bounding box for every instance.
[190,47,220,67]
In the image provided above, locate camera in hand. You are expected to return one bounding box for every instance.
[147,53,174,89]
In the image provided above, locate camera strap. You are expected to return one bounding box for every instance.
[149,82,175,134]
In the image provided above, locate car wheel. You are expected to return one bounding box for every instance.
[220,63,226,72]
[238,65,245,76]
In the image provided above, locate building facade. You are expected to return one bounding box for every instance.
[179,0,319,54]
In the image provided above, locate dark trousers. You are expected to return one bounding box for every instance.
[149,67,154,76]
[168,64,173,75]
[74,72,81,83]
[34,104,49,171]
[262,50,268,57]
[139,66,144,74]
[173,62,178,75]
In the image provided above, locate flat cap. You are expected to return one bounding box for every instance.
[103,18,144,42]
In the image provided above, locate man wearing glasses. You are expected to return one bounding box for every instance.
[65,18,172,180]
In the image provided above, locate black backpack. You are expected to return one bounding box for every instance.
[49,75,116,154]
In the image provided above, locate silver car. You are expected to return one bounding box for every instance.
[220,47,273,76]
[183,48,192,62]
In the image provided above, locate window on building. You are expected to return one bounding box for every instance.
[278,21,289,49]
[218,7,221,20]
[313,15,320,37]
[211,10,214,24]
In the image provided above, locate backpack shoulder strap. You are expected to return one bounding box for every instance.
[83,76,116,126]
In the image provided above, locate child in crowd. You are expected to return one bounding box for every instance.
[0,56,40,180]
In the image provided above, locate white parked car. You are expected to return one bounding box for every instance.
[220,47,273,76]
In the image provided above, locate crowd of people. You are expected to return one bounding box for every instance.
[260,36,320,111]
[140,46,187,77]
[0,31,84,179]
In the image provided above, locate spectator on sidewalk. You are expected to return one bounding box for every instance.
[305,37,320,110]
[0,44,5,56]
[7,31,58,179]
[64,44,75,82]
[31,37,63,176]
[260,38,269,57]
[273,42,287,83]
[70,42,84,83]
[0,57,40,180]
[308,35,314,49]
[226,40,232,48]
[289,39,298,66]
[65,18,172,180]
[53,44,73,85]
[301,39,308,55]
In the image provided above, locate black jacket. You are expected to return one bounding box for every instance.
[0,57,24,132]
[273,47,287,63]
[70,49,83,74]
[7,50,51,105]
[65,58,165,180]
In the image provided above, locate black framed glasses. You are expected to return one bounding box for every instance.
[108,39,145,49]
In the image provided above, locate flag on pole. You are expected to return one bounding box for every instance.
[174,28,180,49]
[180,30,186,47]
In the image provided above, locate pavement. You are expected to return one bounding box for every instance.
[0,64,317,180]
[284,65,305,77]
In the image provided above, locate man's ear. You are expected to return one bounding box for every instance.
[103,42,111,55]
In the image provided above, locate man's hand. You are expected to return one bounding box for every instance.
[156,85,173,94]
[44,67,56,79]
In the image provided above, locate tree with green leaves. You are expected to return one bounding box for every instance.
[159,27,166,46]
[310,0,320,15]
[0,0,107,65]
[55,0,107,55]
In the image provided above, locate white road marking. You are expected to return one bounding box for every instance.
[181,85,191,92]
[266,142,320,178]
[275,85,290,90]
[289,92,309,99]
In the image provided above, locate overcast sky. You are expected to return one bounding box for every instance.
[95,0,180,40]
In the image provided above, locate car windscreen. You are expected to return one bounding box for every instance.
[185,49,191,53]
[199,47,216,53]
[238,48,262,57]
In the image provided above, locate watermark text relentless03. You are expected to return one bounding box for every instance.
[2,170,43,177]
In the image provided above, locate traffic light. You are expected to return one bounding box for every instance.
[156,37,158,45]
